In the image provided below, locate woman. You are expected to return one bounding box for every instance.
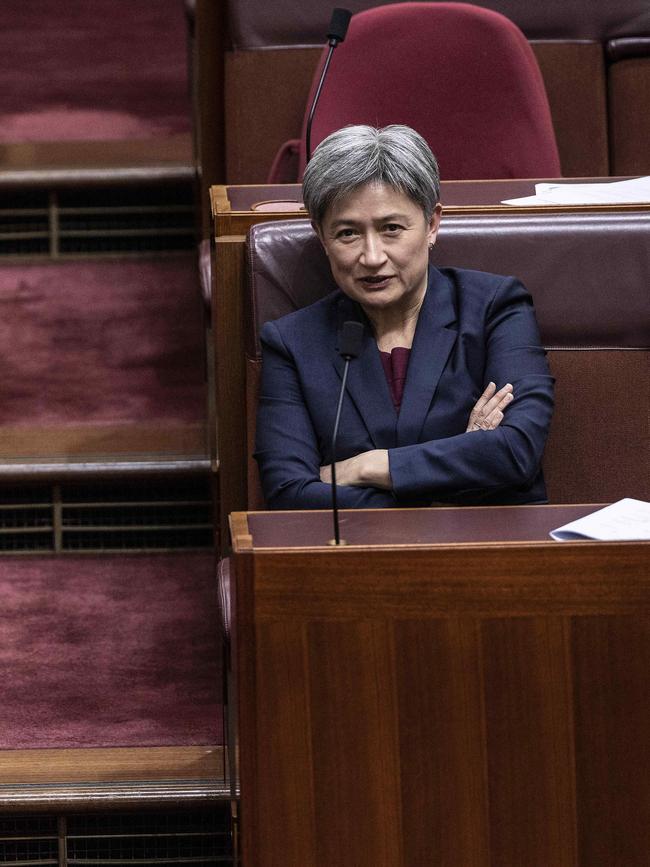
[255,125,554,509]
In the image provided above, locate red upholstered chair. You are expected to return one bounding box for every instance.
[268,2,561,183]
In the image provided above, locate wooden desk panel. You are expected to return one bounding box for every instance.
[232,509,650,867]
[211,178,649,236]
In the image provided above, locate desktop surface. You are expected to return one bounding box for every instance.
[233,503,606,550]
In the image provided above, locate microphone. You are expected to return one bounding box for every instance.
[327,7,352,44]
[329,320,364,546]
[305,8,352,164]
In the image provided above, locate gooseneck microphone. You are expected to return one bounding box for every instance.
[305,8,352,164]
[329,320,364,546]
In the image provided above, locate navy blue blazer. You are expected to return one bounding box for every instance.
[255,267,555,509]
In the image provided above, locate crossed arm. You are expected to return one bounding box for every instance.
[319,381,515,489]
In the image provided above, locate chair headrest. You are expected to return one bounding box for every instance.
[246,212,650,354]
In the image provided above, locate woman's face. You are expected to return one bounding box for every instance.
[317,182,442,317]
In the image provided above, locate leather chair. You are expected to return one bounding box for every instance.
[268,2,560,183]
[242,214,649,509]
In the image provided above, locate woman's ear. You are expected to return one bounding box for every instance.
[427,203,443,247]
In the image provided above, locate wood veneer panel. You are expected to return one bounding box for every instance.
[307,621,403,867]
[250,545,650,620]
[224,48,320,184]
[251,622,316,867]
[0,746,223,784]
[608,58,650,176]
[532,42,608,177]
[395,618,489,866]
[0,136,193,173]
[572,616,650,866]
[0,424,207,460]
[237,535,650,866]
[482,617,577,866]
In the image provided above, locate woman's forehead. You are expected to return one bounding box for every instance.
[323,182,423,224]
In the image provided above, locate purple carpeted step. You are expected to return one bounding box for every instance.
[2,0,190,142]
[0,551,222,749]
[0,256,205,427]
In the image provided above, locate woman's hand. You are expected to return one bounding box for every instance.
[320,449,391,489]
[319,384,513,489]
[466,382,513,432]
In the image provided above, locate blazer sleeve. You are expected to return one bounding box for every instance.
[255,321,396,510]
[388,276,555,500]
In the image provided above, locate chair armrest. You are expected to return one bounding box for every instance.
[266,139,301,184]
[607,37,650,62]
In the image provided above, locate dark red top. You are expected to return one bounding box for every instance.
[379,347,411,412]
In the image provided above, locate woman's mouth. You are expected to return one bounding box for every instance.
[359,275,392,288]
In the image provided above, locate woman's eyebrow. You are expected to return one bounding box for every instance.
[329,212,410,227]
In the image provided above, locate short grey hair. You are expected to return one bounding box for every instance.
[302,124,440,226]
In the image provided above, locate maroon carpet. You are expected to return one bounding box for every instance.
[0,552,222,749]
[0,257,205,426]
[2,0,190,141]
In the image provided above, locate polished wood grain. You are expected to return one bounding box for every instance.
[0,746,227,810]
[0,136,192,174]
[0,423,207,460]
[572,616,650,866]
[210,180,650,236]
[395,618,489,866]
[0,745,223,784]
[234,510,650,866]
[243,544,650,620]
[482,617,577,866]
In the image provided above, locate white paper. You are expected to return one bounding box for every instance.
[550,499,650,541]
[502,176,650,207]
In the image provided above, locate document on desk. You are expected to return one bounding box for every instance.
[550,498,650,541]
[502,176,650,206]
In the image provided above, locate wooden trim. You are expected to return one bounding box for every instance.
[229,513,252,550]
[0,424,208,461]
[0,137,193,175]
[211,185,232,219]
[214,200,650,236]
[210,180,650,238]
[0,746,228,810]
[0,745,224,784]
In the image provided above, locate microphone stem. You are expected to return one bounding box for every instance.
[305,43,336,164]
[330,357,351,545]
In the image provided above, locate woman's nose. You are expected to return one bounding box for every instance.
[360,232,387,266]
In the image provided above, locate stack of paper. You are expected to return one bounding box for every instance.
[503,177,650,207]
[550,498,650,541]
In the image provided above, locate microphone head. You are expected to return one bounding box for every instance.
[327,8,352,44]
[339,320,364,359]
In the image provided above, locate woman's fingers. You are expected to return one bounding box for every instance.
[471,381,497,414]
[467,382,513,431]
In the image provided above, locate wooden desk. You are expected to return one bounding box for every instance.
[210,177,647,235]
[210,188,650,545]
[231,505,650,867]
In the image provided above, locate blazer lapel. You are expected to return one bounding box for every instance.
[332,295,398,449]
[396,269,458,446]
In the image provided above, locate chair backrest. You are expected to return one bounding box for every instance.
[297,2,561,180]
[245,212,650,508]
